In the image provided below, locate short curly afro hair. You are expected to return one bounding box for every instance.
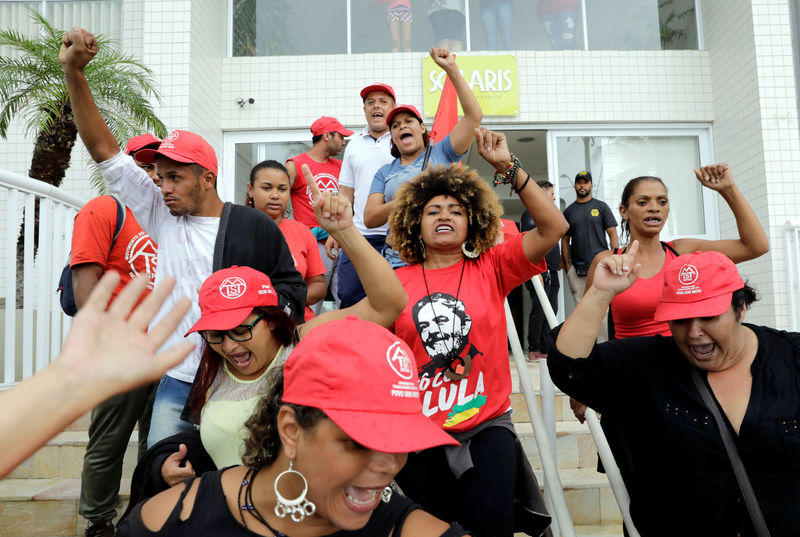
[387,164,503,265]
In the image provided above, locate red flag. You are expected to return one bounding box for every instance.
[428,75,459,144]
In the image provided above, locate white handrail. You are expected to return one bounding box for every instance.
[785,221,800,332]
[0,168,84,389]
[529,275,641,537]
[505,300,576,537]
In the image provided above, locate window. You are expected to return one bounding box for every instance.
[550,128,714,241]
[229,0,698,56]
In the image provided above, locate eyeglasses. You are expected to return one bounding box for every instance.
[200,313,264,345]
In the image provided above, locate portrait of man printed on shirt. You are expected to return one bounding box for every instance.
[412,292,483,380]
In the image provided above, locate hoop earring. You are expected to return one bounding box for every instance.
[419,238,426,259]
[462,241,478,259]
[381,486,393,503]
[274,460,316,522]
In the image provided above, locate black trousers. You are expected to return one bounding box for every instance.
[526,271,559,352]
[396,426,517,537]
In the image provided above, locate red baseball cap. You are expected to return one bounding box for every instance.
[186,266,278,335]
[310,116,355,137]
[386,104,423,128]
[360,83,396,102]
[124,133,162,155]
[654,251,745,322]
[136,130,218,175]
[282,317,459,453]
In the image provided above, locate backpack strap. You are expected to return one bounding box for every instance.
[109,194,127,246]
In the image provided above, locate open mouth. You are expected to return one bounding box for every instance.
[689,343,715,360]
[400,132,413,141]
[344,485,383,513]
[644,217,662,225]
[228,352,252,369]
[435,224,454,232]
[372,112,384,120]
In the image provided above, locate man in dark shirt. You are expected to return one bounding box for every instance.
[549,247,798,537]
[561,170,618,303]
[521,181,561,361]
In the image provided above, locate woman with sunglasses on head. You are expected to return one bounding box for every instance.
[384,127,567,536]
[246,160,327,320]
[117,319,469,536]
[154,170,408,489]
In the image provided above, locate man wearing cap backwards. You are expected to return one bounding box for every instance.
[285,116,353,312]
[548,243,800,537]
[60,28,306,455]
[561,170,618,303]
[69,155,158,536]
[335,82,397,307]
[125,134,162,186]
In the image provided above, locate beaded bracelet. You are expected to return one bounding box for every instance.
[493,154,521,190]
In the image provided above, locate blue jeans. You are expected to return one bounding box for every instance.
[337,234,386,308]
[480,0,514,50]
[146,375,196,448]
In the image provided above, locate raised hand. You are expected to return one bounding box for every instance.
[59,26,98,71]
[693,163,735,193]
[591,240,642,298]
[55,272,193,394]
[430,47,456,70]
[474,127,512,171]
[304,163,353,235]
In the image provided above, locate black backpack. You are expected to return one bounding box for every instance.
[58,196,126,316]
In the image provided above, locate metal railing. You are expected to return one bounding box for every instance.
[0,168,84,390]
[785,221,800,331]
[508,276,641,536]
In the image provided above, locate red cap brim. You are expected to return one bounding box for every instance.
[135,148,196,165]
[185,306,254,336]
[324,408,459,453]
[653,292,733,322]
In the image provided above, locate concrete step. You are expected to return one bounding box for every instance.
[6,430,139,480]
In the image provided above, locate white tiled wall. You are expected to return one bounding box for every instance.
[702,0,800,328]
[219,50,714,132]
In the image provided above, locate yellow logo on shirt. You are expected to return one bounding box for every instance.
[591,209,600,216]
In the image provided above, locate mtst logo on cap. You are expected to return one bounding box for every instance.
[219,277,247,299]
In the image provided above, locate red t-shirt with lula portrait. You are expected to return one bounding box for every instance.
[287,153,342,230]
[393,233,546,433]
[278,217,326,321]
[70,195,158,300]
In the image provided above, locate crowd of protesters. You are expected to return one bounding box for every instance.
[3,22,798,537]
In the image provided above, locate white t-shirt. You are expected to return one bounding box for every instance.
[98,151,216,383]
[337,126,393,236]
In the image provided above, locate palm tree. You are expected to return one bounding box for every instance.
[0,10,167,187]
[0,10,168,303]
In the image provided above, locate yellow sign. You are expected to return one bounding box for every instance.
[423,55,519,117]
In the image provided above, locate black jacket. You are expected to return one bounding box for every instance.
[213,202,305,323]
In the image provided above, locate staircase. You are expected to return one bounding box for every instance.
[0,359,622,536]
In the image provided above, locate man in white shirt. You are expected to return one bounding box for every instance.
[335,83,397,307]
[61,27,305,450]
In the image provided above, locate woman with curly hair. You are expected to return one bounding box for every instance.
[387,127,568,536]
[117,319,469,536]
[151,170,407,488]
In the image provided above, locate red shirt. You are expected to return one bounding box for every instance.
[70,196,158,300]
[393,234,545,432]
[610,242,678,338]
[278,218,326,320]
[287,153,343,229]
